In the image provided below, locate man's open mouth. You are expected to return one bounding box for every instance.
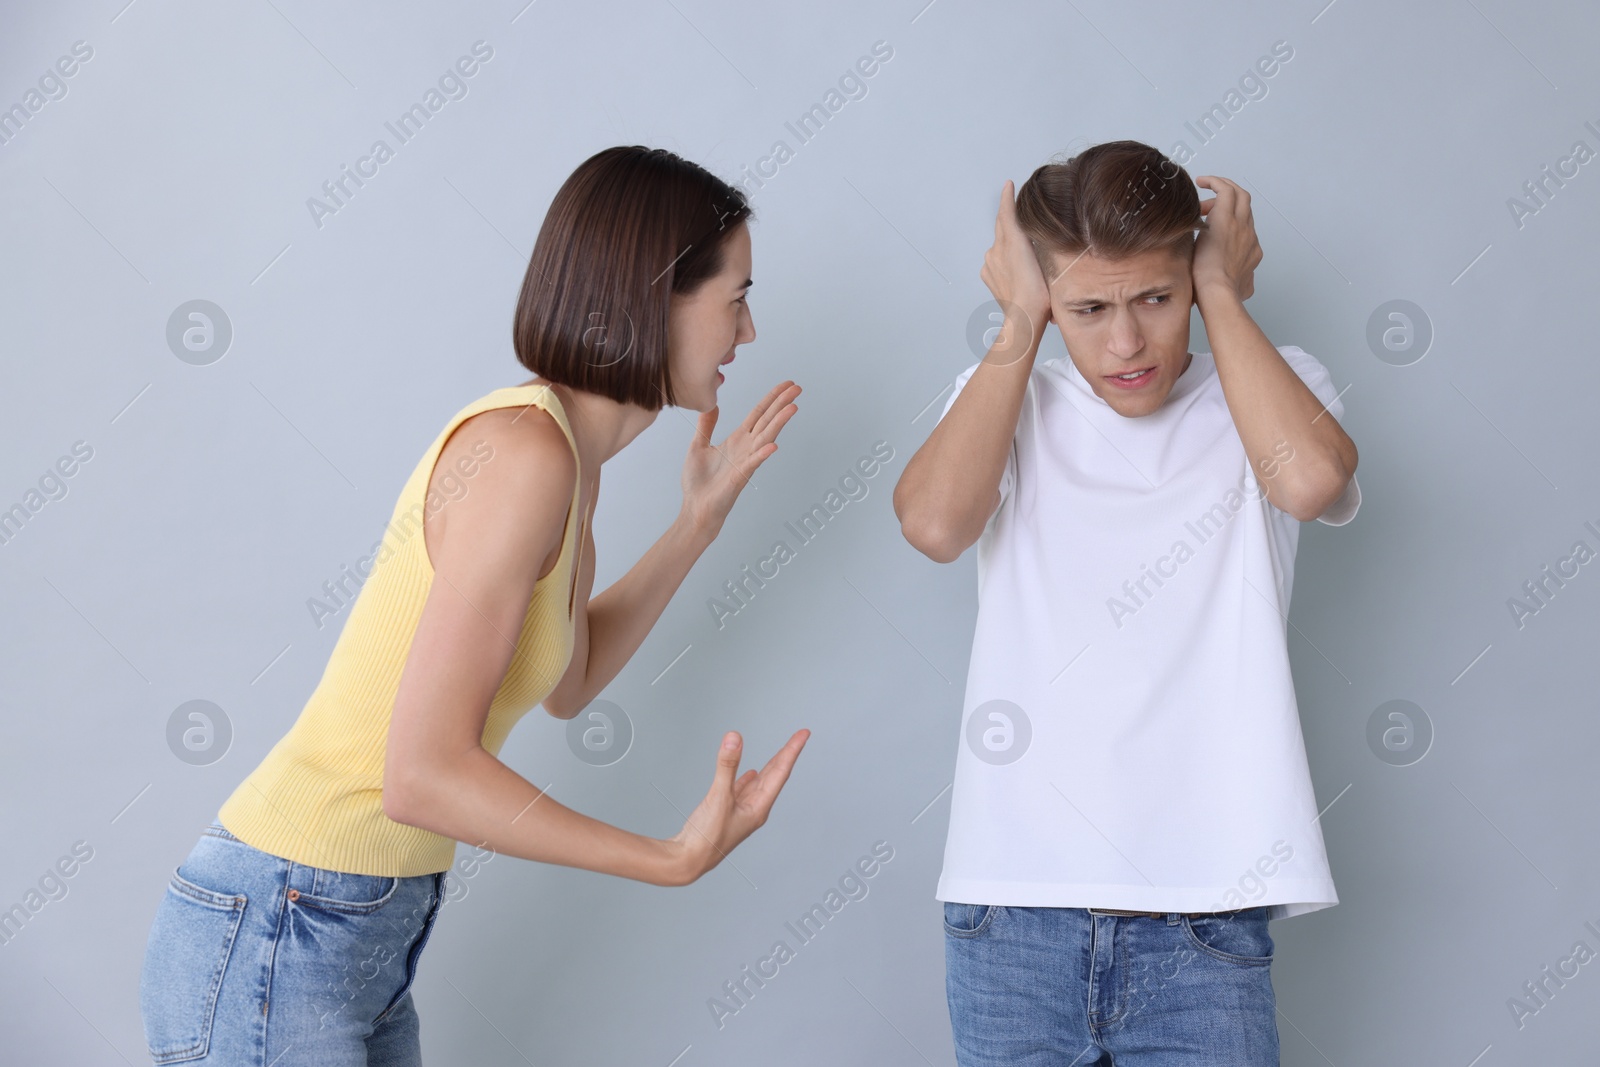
[1105,367,1156,388]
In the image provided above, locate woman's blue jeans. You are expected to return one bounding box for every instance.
[943,902,1280,1066]
[139,822,446,1066]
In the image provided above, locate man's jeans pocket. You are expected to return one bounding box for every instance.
[1180,907,1275,966]
[139,869,247,1064]
[942,901,998,938]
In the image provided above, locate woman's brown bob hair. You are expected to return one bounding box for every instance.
[1015,139,1201,272]
[513,146,753,411]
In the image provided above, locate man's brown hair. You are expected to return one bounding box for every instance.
[1015,140,1201,276]
[513,146,753,410]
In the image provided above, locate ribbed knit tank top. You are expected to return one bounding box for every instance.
[217,383,585,877]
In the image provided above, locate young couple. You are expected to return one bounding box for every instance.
[140,139,1359,1066]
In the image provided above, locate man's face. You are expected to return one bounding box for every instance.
[1043,246,1194,418]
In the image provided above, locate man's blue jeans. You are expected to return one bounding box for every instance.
[943,902,1280,1066]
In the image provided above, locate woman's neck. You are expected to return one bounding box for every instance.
[519,377,660,471]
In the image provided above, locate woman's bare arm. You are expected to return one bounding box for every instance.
[381,405,806,886]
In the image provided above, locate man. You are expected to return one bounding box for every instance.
[893,140,1360,1066]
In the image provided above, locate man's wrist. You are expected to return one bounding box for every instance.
[984,314,1045,367]
[1194,282,1244,311]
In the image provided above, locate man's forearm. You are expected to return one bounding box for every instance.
[894,317,1040,560]
[1197,286,1358,519]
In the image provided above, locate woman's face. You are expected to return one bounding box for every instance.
[666,222,755,412]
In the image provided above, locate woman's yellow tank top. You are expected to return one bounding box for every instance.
[217,384,584,876]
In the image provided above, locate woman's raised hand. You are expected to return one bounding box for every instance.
[666,728,810,885]
[679,381,801,539]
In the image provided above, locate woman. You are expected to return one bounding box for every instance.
[139,145,809,1066]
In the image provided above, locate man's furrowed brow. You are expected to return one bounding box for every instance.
[1061,284,1174,308]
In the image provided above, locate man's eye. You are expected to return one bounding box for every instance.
[1075,306,1101,316]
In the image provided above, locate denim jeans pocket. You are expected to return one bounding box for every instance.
[942,901,998,938]
[1180,908,1274,966]
[140,869,248,1064]
[291,869,401,916]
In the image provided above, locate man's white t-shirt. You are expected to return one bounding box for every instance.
[933,345,1359,921]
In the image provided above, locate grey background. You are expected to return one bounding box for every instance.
[2,0,1596,1063]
